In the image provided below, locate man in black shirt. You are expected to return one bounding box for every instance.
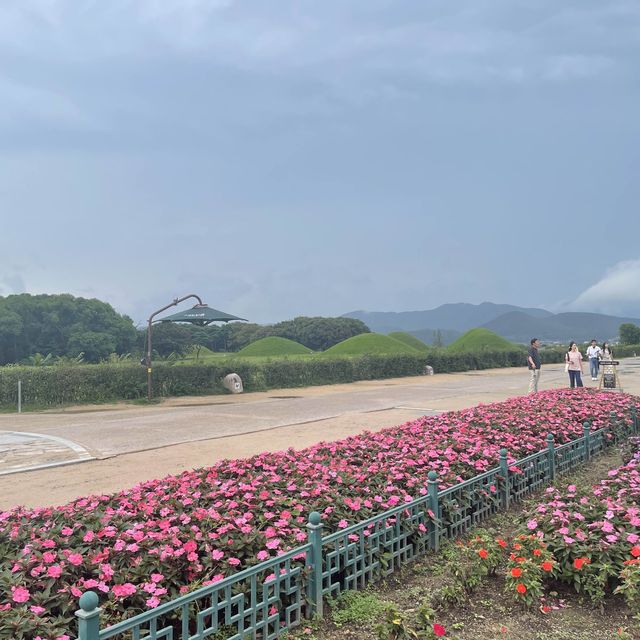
[527,338,541,393]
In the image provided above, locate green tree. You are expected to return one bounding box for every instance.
[619,323,640,345]
[0,293,137,365]
[67,330,116,363]
[268,316,370,351]
[0,310,23,364]
[147,323,194,357]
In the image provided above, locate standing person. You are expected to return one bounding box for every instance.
[586,339,602,381]
[601,341,614,361]
[527,338,542,393]
[565,341,584,388]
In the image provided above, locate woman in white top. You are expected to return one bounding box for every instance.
[565,341,584,388]
[601,341,614,360]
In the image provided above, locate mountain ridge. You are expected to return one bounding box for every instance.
[343,303,640,345]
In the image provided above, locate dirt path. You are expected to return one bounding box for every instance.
[1,360,638,510]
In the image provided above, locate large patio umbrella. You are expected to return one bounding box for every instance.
[145,295,247,400]
[157,304,247,326]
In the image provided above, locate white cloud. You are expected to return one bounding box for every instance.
[0,78,93,127]
[571,260,640,317]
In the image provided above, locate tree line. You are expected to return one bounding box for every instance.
[619,323,640,345]
[0,294,370,364]
[149,316,370,356]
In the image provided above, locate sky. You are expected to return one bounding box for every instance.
[0,0,639,326]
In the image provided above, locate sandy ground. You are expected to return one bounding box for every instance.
[1,359,638,510]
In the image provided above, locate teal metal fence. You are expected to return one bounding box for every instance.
[74,405,638,640]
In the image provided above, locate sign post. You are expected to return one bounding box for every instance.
[598,360,623,392]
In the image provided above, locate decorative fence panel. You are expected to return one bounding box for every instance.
[320,496,432,600]
[509,450,550,502]
[74,405,639,640]
[439,467,502,540]
[85,547,310,640]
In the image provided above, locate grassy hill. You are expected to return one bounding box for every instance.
[183,345,217,360]
[324,333,419,356]
[388,332,431,353]
[238,337,313,357]
[447,328,520,353]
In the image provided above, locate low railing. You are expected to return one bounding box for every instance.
[74,406,638,640]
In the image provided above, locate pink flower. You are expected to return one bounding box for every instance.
[112,583,137,598]
[211,550,224,561]
[67,553,83,566]
[527,519,538,530]
[42,551,56,564]
[11,586,30,603]
[30,605,46,615]
[146,597,160,608]
[47,565,63,578]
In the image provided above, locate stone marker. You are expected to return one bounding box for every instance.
[424,365,434,376]
[222,373,243,393]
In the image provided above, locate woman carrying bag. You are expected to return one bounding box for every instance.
[565,341,584,388]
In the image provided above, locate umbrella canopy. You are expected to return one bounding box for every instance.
[157,304,247,326]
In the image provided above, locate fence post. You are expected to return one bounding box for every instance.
[632,404,638,435]
[609,410,619,438]
[427,471,440,552]
[306,512,324,619]
[18,380,22,413]
[546,434,555,482]
[75,591,100,640]
[499,448,510,509]
[583,421,591,462]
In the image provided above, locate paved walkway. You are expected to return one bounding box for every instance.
[0,431,93,476]
[0,359,638,510]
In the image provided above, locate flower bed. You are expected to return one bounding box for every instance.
[513,437,640,608]
[0,389,638,638]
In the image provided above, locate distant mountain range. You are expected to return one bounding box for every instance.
[343,303,640,345]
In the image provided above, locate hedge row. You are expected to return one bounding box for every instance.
[0,355,428,408]
[0,346,603,409]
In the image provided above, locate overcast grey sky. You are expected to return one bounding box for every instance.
[1,0,639,325]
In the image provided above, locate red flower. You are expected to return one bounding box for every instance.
[541,561,553,572]
[478,549,488,559]
[511,567,522,578]
[533,548,542,557]
[516,583,527,594]
[496,538,507,548]
[433,623,446,637]
[573,557,590,570]
[631,546,640,558]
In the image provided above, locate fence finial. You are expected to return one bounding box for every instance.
[76,591,100,640]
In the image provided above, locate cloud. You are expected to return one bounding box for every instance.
[570,260,640,317]
[0,78,93,128]
[0,272,27,296]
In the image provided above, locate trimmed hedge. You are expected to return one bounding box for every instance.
[0,355,430,409]
[0,345,620,409]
